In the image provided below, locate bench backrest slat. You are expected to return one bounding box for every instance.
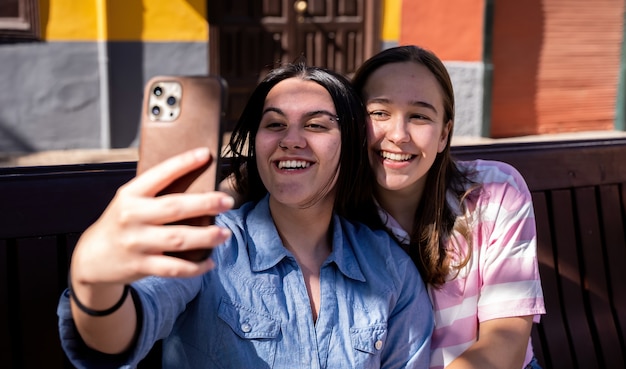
[0,240,15,366]
[453,139,626,190]
[18,236,69,368]
[530,192,575,368]
[551,189,599,367]
[576,186,625,368]
[0,163,135,239]
[601,184,626,364]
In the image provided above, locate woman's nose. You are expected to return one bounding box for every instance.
[386,116,410,144]
[279,127,306,149]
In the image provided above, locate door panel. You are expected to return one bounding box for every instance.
[209,0,378,130]
[294,0,366,73]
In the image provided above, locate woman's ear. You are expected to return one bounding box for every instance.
[438,120,452,153]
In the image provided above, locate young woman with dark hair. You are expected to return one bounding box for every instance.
[57,62,433,369]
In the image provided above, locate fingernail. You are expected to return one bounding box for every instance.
[193,147,210,160]
[221,196,235,208]
[221,228,232,238]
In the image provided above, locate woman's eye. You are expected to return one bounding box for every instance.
[409,114,432,123]
[263,121,285,129]
[305,115,337,130]
[368,111,389,120]
[306,122,327,130]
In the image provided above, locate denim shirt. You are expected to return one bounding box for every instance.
[58,196,433,368]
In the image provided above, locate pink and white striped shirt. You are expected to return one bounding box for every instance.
[380,160,546,369]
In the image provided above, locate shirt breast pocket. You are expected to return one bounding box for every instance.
[213,298,281,367]
[351,324,388,367]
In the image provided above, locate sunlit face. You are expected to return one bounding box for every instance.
[255,78,341,209]
[362,62,450,197]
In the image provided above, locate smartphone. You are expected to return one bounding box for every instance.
[137,75,227,261]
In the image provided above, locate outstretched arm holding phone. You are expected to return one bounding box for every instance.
[67,148,233,354]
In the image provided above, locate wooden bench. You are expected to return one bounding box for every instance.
[453,138,626,369]
[1,138,625,369]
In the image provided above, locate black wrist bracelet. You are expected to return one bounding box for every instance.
[68,275,130,317]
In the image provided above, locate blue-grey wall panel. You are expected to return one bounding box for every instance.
[0,42,101,152]
[108,41,208,148]
[0,41,208,153]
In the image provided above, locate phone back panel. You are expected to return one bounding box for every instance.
[137,75,227,225]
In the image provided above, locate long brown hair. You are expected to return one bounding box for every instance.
[352,45,478,287]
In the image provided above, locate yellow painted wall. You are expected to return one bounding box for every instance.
[41,0,208,41]
[382,0,401,42]
[41,0,99,40]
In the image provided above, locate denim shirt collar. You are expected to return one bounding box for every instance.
[246,195,366,282]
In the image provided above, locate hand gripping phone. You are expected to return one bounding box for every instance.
[137,75,227,261]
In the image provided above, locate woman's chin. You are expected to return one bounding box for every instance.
[375,170,424,193]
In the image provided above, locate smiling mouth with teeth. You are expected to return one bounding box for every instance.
[277,160,311,169]
[379,151,414,162]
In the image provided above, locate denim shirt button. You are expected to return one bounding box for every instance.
[241,322,252,333]
[375,339,383,350]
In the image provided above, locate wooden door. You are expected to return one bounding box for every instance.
[208,0,379,130]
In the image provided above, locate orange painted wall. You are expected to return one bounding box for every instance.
[491,0,623,137]
[489,1,543,137]
[399,0,484,62]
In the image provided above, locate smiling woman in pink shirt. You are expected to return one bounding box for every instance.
[352,45,546,369]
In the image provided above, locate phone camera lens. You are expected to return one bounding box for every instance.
[166,96,177,106]
[151,106,161,116]
[153,86,163,96]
